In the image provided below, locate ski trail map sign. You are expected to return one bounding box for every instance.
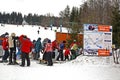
[83,24,112,56]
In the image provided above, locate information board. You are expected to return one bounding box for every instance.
[83,24,112,56]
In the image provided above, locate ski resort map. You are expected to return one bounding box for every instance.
[83,24,112,56]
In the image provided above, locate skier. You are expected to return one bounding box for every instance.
[31,40,36,60]
[37,30,40,34]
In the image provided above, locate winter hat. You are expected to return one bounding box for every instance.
[5,32,9,36]
[23,35,27,38]
[48,39,51,43]
[63,40,66,43]
[5,32,9,37]
[11,33,16,37]
[38,37,41,40]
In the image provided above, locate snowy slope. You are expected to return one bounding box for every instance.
[0,24,120,80]
[0,24,67,42]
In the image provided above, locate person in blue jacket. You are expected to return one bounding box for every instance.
[56,41,66,61]
[34,38,42,60]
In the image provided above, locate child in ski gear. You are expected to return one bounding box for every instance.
[64,47,71,61]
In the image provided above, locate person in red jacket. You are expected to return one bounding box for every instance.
[64,47,70,61]
[19,35,33,67]
[52,40,58,59]
[44,39,53,66]
[0,33,9,63]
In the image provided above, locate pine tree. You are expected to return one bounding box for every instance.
[111,3,120,47]
[17,13,23,25]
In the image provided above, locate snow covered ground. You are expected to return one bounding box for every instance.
[0,55,120,80]
[0,24,120,80]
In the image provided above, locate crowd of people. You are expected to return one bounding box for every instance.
[0,32,81,67]
[0,33,33,67]
[1,32,119,67]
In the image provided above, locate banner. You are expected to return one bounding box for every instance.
[83,24,112,56]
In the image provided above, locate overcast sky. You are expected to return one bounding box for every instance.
[0,0,85,16]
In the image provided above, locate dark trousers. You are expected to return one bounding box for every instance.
[34,52,40,60]
[71,50,77,59]
[52,51,55,58]
[56,50,63,61]
[65,55,69,60]
[9,48,16,63]
[21,52,30,66]
[46,52,53,65]
[34,49,41,60]
[43,52,47,61]
[2,50,9,61]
